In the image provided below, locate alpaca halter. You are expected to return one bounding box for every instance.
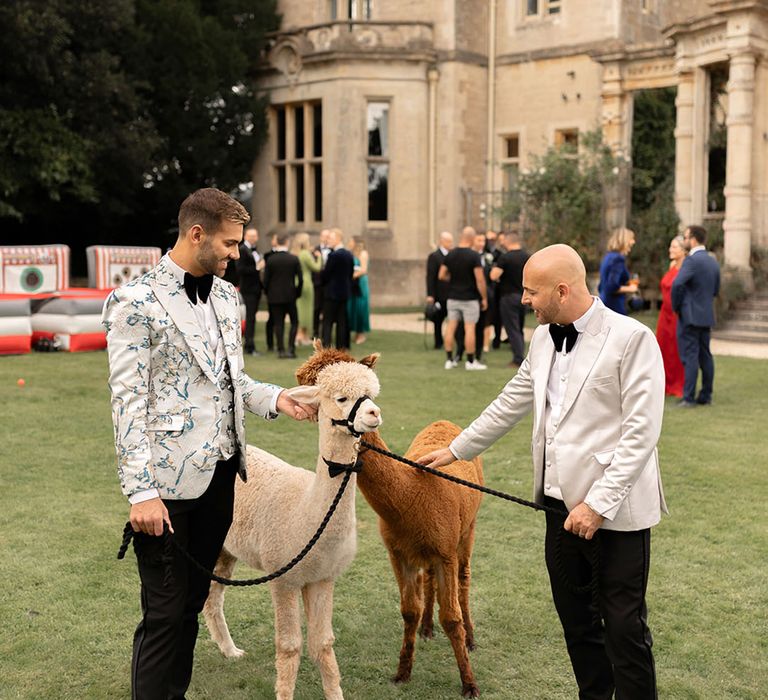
[331,394,371,437]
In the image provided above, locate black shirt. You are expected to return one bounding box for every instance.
[494,249,529,297]
[444,247,482,301]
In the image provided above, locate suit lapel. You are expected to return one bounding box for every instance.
[210,278,242,374]
[532,329,554,429]
[559,305,610,422]
[149,256,218,384]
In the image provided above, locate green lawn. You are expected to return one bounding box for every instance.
[1,328,766,699]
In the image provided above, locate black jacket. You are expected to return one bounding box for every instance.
[236,243,262,294]
[263,251,302,304]
[322,247,354,301]
[426,248,449,302]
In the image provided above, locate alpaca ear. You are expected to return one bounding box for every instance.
[283,385,321,406]
[359,352,380,369]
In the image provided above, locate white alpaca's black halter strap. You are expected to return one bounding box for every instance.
[331,394,370,437]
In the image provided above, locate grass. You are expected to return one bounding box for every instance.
[0,325,766,699]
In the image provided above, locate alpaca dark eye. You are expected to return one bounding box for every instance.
[337,397,348,403]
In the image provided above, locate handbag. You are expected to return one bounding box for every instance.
[424,301,442,322]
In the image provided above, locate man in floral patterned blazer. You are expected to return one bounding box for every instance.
[103,188,314,700]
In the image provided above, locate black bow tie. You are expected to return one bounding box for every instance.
[324,457,363,479]
[549,323,579,353]
[183,272,214,305]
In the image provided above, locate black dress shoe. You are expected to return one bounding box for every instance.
[286,350,297,359]
[277,351,289,359]
[675,399,697,408]
[696,397,712,405]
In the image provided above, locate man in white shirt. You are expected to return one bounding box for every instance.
[420,244,666,699]
[103,188,315,700]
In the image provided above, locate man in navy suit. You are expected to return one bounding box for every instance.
[321,228,354,349]
[671,225,721,407]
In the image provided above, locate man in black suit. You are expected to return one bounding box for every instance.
[491,231,529,368]
[321,228,354,349]
[236,226,263,355]
[263,232,303,358]
[671,224,721,407]
[426,231,453,349]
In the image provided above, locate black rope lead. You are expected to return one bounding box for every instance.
[117,470,355,587]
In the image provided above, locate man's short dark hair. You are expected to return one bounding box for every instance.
[178,188,249,236]
[687,225,707,245]
[276,232,290,246]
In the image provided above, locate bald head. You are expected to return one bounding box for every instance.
[460,226,476,246]
[522,244,593,325]
[527,244,588,290]
[439,231,454,250]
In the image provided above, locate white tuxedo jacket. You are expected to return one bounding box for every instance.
[103,255,282,501]
[451,299,667,531]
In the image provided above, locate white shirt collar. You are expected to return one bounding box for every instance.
[572,297,599,333]
[166,253,190,285]
[274,246,288,252]
[689,245,706,255]
[439,246,449,255]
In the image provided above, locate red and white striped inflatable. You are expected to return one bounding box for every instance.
[86,245,162,289]
[0,245,70,293]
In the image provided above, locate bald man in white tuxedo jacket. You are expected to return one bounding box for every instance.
[420,244,667,700]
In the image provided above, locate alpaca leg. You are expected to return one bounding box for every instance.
[271,584,303,700]
[435,558,479,698]
[458,525,477,651]
[302,581,344,700]
[419,566,436,640]
[202,549,245,658]
[388,551,423,684]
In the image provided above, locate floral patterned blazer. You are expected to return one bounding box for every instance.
[102,255,282,501]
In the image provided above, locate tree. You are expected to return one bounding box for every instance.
[0,0,279,272]
[500,130,628,271]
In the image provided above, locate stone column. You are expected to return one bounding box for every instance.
[600,58,630,229]
[674,67,695,226]
[723,49,755,273]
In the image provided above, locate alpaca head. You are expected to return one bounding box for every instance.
[287,342,382,437]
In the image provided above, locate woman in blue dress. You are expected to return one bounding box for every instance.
[598,227,639,314]
[346,236,370,344]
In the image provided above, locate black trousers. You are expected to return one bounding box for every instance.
[322,298,349,349]
[241,290,261,353]
[499,293,526,364]
[131,456,238,700]
[269,301,298,352]
[544,497,657,700]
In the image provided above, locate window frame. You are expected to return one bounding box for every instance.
[366,99,391,224]
[271,100,323,227]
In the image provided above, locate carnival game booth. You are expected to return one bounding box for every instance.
[86,245,162,289]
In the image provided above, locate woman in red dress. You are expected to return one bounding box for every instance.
[656,235,687,397]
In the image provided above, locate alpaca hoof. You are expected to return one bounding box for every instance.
[392,670,411,684]
[419,625,434,640]
[461,682,480,698]
[465,638,476,652]
[222,645,246,659]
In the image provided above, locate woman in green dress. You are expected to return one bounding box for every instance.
[290,232,322,345]
[346,236,370,345]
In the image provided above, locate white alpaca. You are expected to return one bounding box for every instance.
[203,352,382,700]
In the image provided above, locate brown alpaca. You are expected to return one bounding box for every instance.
[296,343,484,699]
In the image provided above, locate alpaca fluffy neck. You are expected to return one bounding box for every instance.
[356,430,408,519]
